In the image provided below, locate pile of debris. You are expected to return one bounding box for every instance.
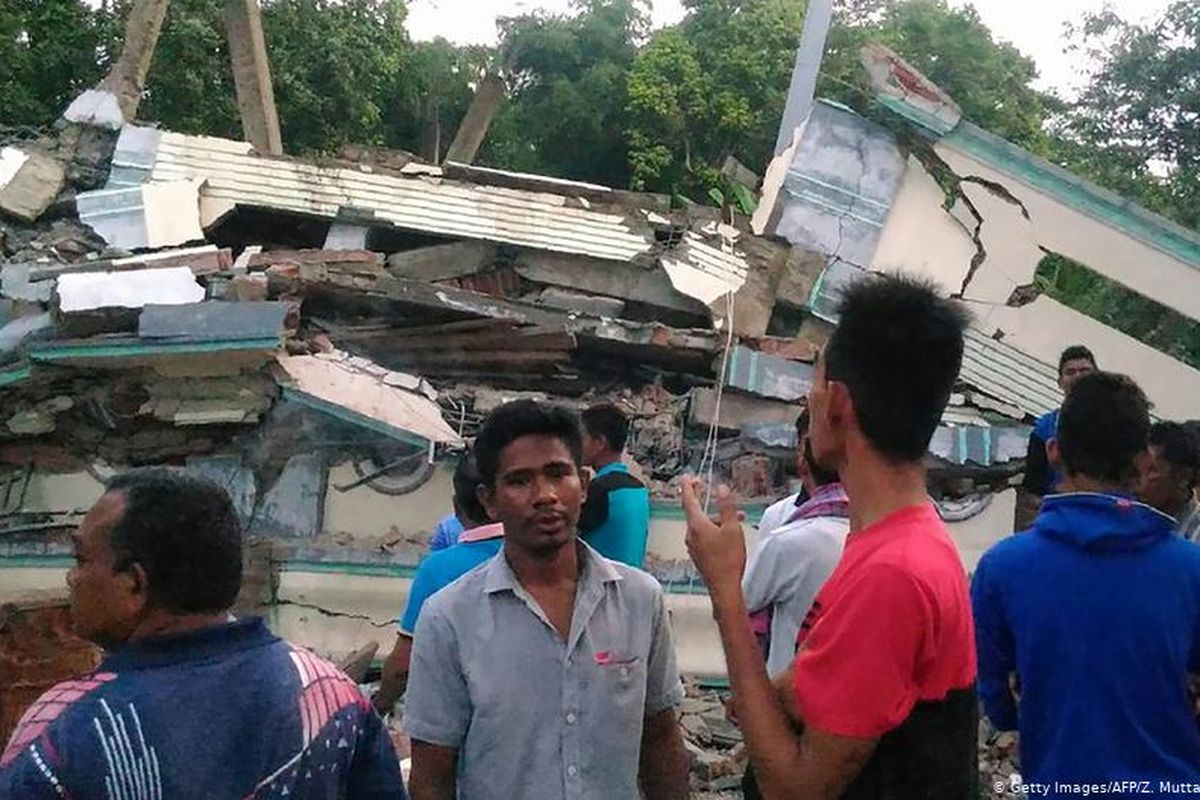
[0,113,1035,535]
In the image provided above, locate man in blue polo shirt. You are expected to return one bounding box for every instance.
[578,403,651,568]
[1017,345,1096,528]
[372,452,502,715]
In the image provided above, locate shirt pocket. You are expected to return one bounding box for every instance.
[593,653,647,710]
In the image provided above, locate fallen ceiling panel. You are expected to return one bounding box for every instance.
[274,351,463,447]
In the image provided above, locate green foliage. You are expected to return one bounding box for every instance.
[626,0,805,196]
[124,0,240,141]
[1053,1,1200,230]
[0,0,113,129]
[1036,253,1200,370]
[478,0,648,186]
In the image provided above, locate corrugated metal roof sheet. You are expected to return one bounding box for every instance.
[142,128,657,264]
[959,326,1061,420]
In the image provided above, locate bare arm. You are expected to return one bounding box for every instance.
[373,633,413,715]
[638,708,689,800]
[684,479,877,799]
[408,741,457,800]
[710,586,875,799]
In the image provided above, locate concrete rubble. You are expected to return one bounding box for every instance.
[0,64,1046,579]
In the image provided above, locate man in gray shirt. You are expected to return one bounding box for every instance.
[403,400,687,800]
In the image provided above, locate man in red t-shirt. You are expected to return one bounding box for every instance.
[683,273,978,799]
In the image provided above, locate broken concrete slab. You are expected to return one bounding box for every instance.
[710,235,788,339]
[275,350,463,447]
[690,388,802,431]
[138,301,289,343]
[721,155,761,191]
[57,267,205,313]
[535,287,624,317]
[721,345,815,402]
[386,241,494,282]
[511,249,709,321]
[763,101,906,268]
[0,149,66,224]
[1,265,54,304]
[142,373,277,426]
[861,43,962,136]
[661,231,748,306]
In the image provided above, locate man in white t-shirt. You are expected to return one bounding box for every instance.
[744,409,850,676]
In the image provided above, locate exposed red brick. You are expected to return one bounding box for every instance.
[0,595,100,747]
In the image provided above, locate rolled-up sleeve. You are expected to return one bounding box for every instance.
[644,589,684,717]
[402,603,471,747]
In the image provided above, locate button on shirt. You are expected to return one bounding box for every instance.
[403,542,684,800]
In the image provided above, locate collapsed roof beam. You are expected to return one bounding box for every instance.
[97,0,171,121]
[224,0,283,155]
[444,75,506,166]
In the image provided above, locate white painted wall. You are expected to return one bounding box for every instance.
[323,461,455,541]
[936,144,1200,324]
[967,296,1200,420]
[870,156,976,291]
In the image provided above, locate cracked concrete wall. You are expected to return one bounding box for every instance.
[769,103,907,271]
[968,296,1200,420]
[936,145,1200,323]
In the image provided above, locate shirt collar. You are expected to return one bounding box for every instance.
[483,539,622,595]
[595,461,628,477]
[787,482,850,524]
[100,617,276,671]
[459,522,505,543]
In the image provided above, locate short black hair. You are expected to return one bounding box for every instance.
[1149,421,1200,487]
[104,467,242,614]
[581,404,630,453]
[452,450,489,526]
[474,400,584,488]
[1058,345,1096,376]
[1057,372,1149,483]
[824,273,969,462]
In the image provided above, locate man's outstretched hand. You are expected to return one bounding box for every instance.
[681,476,746,599]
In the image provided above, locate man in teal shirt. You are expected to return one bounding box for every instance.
[579,404,651,568]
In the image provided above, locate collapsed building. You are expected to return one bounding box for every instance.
[3,3,1200,792]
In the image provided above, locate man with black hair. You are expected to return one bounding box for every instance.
[755,411,816,538]
[0,468,405,799]
[579,403,651,567]
[974,373,1200,795]
[683,274,978,799]
[1139,421,1200,542]
[1018,345,1097,526]
[743,408,850,677]
[404,400,687,800]
[373,452,502,715]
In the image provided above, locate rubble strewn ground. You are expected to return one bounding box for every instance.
[375,680,1026,800]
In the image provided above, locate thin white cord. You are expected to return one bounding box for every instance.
[698,289,736,513]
